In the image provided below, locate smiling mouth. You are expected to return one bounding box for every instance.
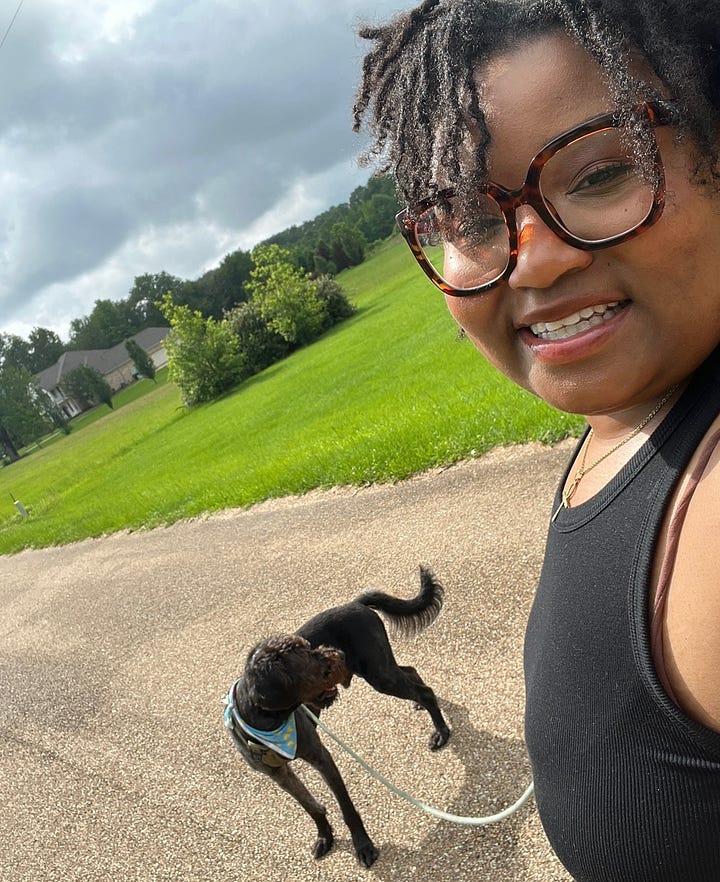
[529,301,628,341]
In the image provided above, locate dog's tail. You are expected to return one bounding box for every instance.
[355,566,444,637]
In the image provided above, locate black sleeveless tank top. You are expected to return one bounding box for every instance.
[524,347,720,882]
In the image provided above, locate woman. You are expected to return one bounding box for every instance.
[354,2,720,880]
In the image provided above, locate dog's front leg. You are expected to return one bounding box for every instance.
[266,763,335,859]
[308,743,379,868]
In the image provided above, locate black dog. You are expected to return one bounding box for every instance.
[224,566,450,867]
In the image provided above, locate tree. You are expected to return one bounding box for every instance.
[127,272,177,327]
[0,334,32,373]
[63,365,114,410]
[263,173,398,269]
[27,327,65,373]
[204,250,253,317]
[0,366,59,460]
[312,238,337,276]
[329,221,366,270]
[248,245,329,347]
[357,192,399,242]
[0,328,67,375]
[68,299,139,350]
[0,423,20,463]
[159,293,245,407]
[165,277,209,316]
[124,338,156,382]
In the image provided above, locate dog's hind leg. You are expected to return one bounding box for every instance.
[401,665,430,711]
[264,763,335,860]
[367,666,451,751]
[305,743,379,868]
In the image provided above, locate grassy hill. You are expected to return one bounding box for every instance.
[0,236,582,554]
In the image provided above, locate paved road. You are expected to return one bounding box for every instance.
[0,441,575,882]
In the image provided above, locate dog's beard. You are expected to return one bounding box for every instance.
[316,646,353,690]
[312,685,340,709]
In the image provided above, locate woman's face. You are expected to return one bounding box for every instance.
[444,33,720,418]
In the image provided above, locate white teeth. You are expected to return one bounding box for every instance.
[545,314,579,331]
[530,301,622,341]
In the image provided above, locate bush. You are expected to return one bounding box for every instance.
[248,245,329,347]
[224,300,289,376]
[159,293,245,407]
[315,275,356,326]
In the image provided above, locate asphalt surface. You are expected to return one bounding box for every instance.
[0,441,576,882]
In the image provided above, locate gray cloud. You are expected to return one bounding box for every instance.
[0,0,416,339]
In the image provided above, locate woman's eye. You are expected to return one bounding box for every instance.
[455,216,504,244]
[568,161,635,195]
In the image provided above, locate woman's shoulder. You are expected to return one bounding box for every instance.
[658,414,720,733]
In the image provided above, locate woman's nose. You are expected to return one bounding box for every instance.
[507,207,593,289]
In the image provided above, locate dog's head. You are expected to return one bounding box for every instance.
[244,634,352,713]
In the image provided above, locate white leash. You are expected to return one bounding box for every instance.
[300,705,535,826]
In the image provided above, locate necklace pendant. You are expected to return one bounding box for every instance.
[551,475,582,523]
[549,383,678,527]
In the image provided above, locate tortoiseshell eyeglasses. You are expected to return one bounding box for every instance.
[396,101,673,296]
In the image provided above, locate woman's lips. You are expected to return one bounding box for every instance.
[528,300,626,341]
[518,300,631,363]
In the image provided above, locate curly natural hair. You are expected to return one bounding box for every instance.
[353,0,720,207]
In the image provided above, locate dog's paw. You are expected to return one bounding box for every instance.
[312,832,334,859]
[356,840,379,868]
[428,727,451,751]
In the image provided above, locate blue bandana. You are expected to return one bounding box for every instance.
[224,682,298,760]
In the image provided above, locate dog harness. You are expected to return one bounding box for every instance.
[223,679,297,767]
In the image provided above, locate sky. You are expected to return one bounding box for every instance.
[0,0,417,342]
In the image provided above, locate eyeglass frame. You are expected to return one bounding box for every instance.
[395,100,674,297]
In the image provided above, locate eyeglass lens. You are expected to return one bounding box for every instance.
[414,125,657,291]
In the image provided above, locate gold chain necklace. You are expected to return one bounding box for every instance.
[551,384,679,523]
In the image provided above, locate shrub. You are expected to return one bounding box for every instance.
[159,293,245,407]
[315,275,356,326]
[224,300,289,376]
[248,244,328,347]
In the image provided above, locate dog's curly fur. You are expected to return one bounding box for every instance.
[245,634,353,712]
[228,566,450,868]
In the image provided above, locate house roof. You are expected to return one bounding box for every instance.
[123,326,170,351]
[36,327,170,391]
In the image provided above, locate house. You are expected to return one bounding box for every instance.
[36,327,171,419]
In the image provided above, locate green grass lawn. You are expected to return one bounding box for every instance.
[17,369,171,456]
[0,237,583,554]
